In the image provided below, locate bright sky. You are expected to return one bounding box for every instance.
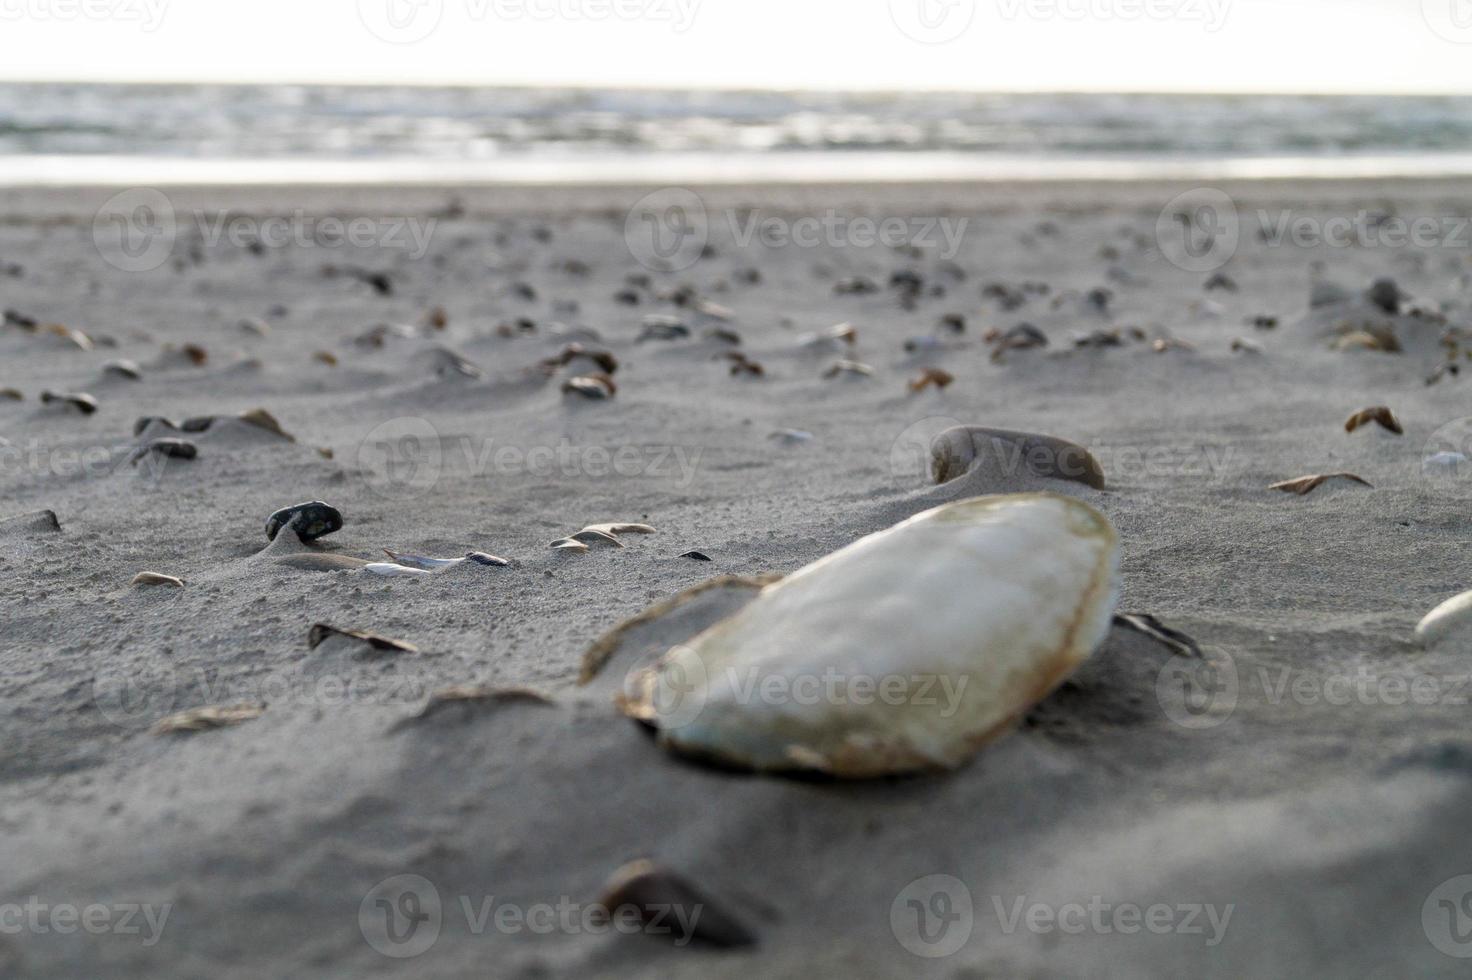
[0,0,1467,93]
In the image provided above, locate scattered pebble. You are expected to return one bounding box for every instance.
[908,368,954,393]
[127,438,198,466]
[39,390,98,415]
[594,861,756,948]
[265,501,343,543]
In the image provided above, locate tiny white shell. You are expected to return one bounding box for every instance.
[1416,591,1472,648]
[363,562,433,578]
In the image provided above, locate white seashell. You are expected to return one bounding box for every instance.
[620,493,1120,777]
[1416,591,1472,648]
[584,523,656,537]
[383,549,510,570]
[363,562,433,578]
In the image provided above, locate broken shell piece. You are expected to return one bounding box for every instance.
[1332,330,1399,353]
[397,686,555,728]
[908,368,955,393]
[424,346,483,379]
[1113,613,1201,658]
[0,388,21,400]
[930,426,1106,490]
[236,408,295,441]
[694,299,735,321]
[239,317,271,337]
[363,562,433,578]
[594,861,756,948]
[570,528,624,548]
[584,523,656,537]
[562,373,617,400]
[1268,473,1372,496]
[620,494,1120,777]
[798,323,857,350]
[1417,591,1472,648]
[1344,406,1403,435]
[990,323,1049,362]
[705,327,742,345]
[102,359,143,380]
[132,572,184,588]
[1230,337,1263,354]
[729,357,765,378]
[382,549,510,570]
[681,551,713,562]
[39,390,98,415]
[42,323,94,350]
[127,438,197,466]
[541,343,618,375]
[151,703,264,735]
[551,539,591,552]
[639,315,690,341]
[1151,337,1194,354]
[312,350,338,367]
[308,623,418,654]
[823,359,874,380]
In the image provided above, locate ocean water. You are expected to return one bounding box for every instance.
[4,83,1472,183]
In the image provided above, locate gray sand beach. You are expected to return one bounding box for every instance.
[4,177,1472,977]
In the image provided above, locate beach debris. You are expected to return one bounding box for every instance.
[101,359,143,381]
[239,317,271,337]
[1073,329,1123,349]
[541,343,618,375]
[150,703,265,736]
[1366,277,1404,314]
[551,539,591,553]
[618,494,1120,777]
[562,373,617,400]
[1151,337,1194,354]
[726,353,765,377]
[0,388,21,400]
[312,350,338,367]
[265,501,343,543]
[585,523,657,538]
[823,359,874,380]
[1424,451,1470,474]
[1416,592,1472,648]
[423,346,483,380]
[1345,406,1403,435]
[39,390,98,415]
[989,323,1049,362]
[833,276,879,295]
[127,438,198,466]
[930,426,1106,489]
[908,368,955,393]
[681,551,713,562]
[768,429,814,445]
[594,861,756,948]
[382,549,510,570]
[308,623,418,654]
[1249,315,1279,330]
[940,313,966,333]
[0,509,60,535]
[1427,363,1462,386]
[797,323,857,350]
[395,685,555,728]
[1268,473,1373,496]
[131,572,185,589]
[704,327,742,345]
[38,323,94,351]
[695,299,735,322]
[1230,337,1263,354]
[639,315,691,342]
[1113,613,1201,658]
[363,562,433,578]
[1331,328,1399,353]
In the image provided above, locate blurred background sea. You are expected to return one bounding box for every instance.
[5,83,1472,183]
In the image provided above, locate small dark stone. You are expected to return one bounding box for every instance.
[680,551,713,562]
[266,501,343,543]
[594,861,756,949]
[1366,277,1403,314]
[134,416,181,437]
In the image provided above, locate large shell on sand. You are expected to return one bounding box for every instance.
[618,493,1120,777]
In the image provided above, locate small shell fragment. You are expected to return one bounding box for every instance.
[570,528,624,548]
[395,686,555,728]
[584,523,656,537]
[308,623,418,654]
[39,390,98,415]
[127,438,197,466]
[639,315,690,341]
[1268,473,1372,495]
[382,549,510,570]
[132,572,184,588]
[1344,406,1402,435]
[562,373,617,400]
[363,562,433,578]
[1114,613,1201,658]
[551,538,591,552]
[908,368,955,393]
[931,426,1105,489]
[823,359,874,380]
[1417,591,1472,648]
[594,861,757,948]
[0,388,21,401]
[150,703,265,736]
[102,359,143,380]
[1230,337,1263,354]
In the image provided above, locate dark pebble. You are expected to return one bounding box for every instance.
[266,501,343,543]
